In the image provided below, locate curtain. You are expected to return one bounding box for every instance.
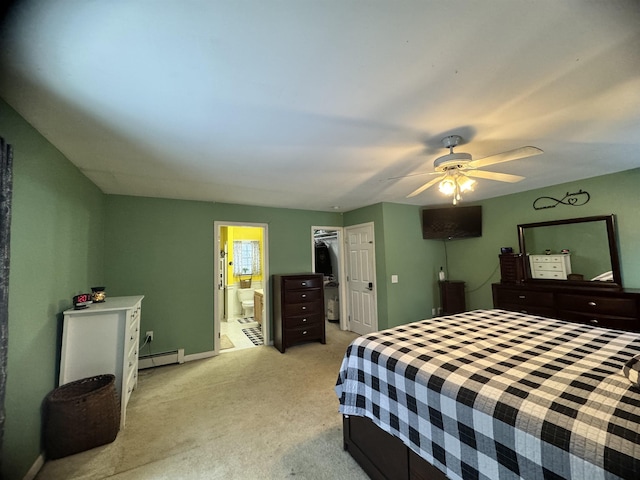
[0,137,13,459]
[232,241,261,277]
[251,241,260,275]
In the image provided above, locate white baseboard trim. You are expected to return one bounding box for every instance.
[139,348,220,369]
[23,453,44,480]
[184,350,217,362]
[138,348,185,370]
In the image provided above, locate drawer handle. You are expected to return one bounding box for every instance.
[301,282,307,286]
[130,335,134,341]
[302,331,307,335]
[590,319,599,324]
[588,301,597,306]
[129,361,133,367]
[301,294,307,298]
[518,295,526,299]
[302,306,306,310]
[302,318,307,322]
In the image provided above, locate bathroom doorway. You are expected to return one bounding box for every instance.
[311,226,348,331]
[214,222,269,354]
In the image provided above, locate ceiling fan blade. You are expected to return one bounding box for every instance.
[387,171,439,181]
[406,175,443,198]
[468,146,543,169]
[465,170,525,183]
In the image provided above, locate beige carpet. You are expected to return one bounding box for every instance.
[220,334,234,350]
[35,322,369,480]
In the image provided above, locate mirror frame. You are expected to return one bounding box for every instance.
[517,214,622,289]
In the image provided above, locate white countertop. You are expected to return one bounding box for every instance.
[63,295,144,315]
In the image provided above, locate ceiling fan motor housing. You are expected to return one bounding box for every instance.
[434,152,472,171]
[442,135,463,149]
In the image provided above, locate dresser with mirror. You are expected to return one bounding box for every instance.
[493,215,640,332]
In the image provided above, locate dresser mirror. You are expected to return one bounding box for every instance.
[517,215,622,288]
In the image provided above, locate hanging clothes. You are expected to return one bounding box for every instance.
[315,242,332,275]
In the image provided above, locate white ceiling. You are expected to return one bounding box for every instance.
[1,1,639,212]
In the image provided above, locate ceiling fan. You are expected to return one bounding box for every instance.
[403,135,543,204]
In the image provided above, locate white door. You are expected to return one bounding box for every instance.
[346,223,377,335]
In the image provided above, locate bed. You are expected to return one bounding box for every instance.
[335,309,640,480]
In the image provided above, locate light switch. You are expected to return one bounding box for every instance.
[391,275,398,283]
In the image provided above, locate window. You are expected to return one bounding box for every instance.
[233,240,261,277]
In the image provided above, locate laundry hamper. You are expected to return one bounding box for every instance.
[44,374,120,459]
[327,296,340,322]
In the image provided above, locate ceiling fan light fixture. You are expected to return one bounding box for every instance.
[438,172,475,204]
[458,175,475,192]
[438,177,456,195]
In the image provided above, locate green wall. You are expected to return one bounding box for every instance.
[1,99,106,479]
[379,203,446,328]
[104,195,342,356]
[446,168,640,309]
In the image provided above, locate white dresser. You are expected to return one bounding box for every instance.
[529,254,572,279]
[60,295,143,428]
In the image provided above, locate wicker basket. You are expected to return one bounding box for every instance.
[239,276,252,288]
[44,374,120,459]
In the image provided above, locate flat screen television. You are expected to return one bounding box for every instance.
[421,205,482,240]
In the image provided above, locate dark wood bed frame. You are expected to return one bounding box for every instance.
[343,415,449,480]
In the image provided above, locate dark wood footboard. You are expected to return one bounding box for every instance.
[343,415,449,480]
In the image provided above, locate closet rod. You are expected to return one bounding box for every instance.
[314,233,338,240]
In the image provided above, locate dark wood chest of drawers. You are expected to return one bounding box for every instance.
[272,273,326,353]
[439,281,466,315]
[492,283,640,332]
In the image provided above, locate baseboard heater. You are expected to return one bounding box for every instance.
[138,348,185,370]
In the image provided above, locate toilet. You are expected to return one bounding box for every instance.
[237,288,255,318]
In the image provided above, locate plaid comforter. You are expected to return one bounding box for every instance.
[335,309,640,480]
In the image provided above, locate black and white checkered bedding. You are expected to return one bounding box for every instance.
[335,309,640,480]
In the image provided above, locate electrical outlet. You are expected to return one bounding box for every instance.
[146,330,154,342]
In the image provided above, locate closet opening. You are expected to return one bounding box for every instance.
[312,227,347,331]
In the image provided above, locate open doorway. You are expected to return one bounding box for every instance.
[214,222,269,354]
[311,226,348,331]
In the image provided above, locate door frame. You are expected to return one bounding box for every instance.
[214,221,269,354]
[344,222,378,334]
[311,226,348,331]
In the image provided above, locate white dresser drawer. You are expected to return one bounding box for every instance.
[532,262,563,272]
[124,365,137,407]
[533,270,566,279]
[126,339,138,375]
